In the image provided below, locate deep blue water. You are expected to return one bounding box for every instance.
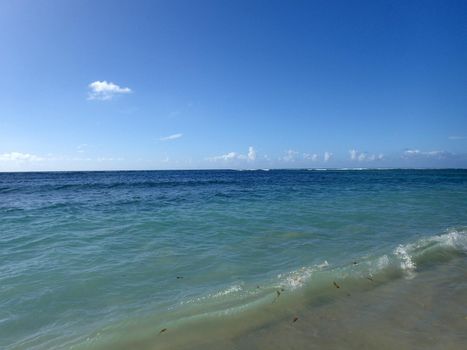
[1,169,467,349]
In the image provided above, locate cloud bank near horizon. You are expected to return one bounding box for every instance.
[1,148,466,171]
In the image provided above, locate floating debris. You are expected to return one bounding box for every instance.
[353,261,358,265]
[159,328,167,334]
[292,317,299,323]
[333,281,340,289]
[367,277,374,282]
[176,276,184,279]
[256,285,260,289]
[272,289,282,303]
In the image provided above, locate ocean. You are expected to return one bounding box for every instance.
[1,169,466,349]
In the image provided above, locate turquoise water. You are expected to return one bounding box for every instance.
[1,169,467,349]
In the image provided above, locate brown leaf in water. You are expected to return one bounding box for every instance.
[159,328,167,334]
[272,290,282,303]
[333,281,340,289]
[292,317,299,323]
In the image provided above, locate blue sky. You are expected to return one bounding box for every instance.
[0,0,466,171]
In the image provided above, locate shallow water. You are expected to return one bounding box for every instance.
[1,169,466,349]
[216,255,467,350]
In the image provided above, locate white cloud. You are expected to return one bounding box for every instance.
[403,149,452,159]
[96,157,124,162]
[283,151,327,162]
[88,81,132,100]
[209,146,256,162]
[0,152,128,164]
[247,146,256,161]
[426,151,447,156]
[76,144,88,153]
[160,133,183,141]
[367,153,384,161]
[404,149,421,156]
[0,152,44,162]
[210,151,243,161]
[282,149,299,162]
[303,153,319,161]
[349,149,383,162]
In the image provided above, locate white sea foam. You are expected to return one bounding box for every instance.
[335,168,368,171]
[279,261,329,290]
[181,230,467,314]
[394,245,416,279]
[211,284,243,298]
[282,267,314,289]
[391,229,466,279]
[365,254,390,278]
[401,229,466,256]
[180,284,244,305]
[376,255,390,270]
[317,260,329,268]
[432,229,467,250]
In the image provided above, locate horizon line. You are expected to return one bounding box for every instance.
[1,167,467,174]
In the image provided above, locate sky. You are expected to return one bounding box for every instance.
[0,0,466,171]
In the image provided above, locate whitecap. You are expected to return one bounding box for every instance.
[433,229,467,251]
[279,261,329,290]
[394,245,416,279]
[376,255,390,270]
